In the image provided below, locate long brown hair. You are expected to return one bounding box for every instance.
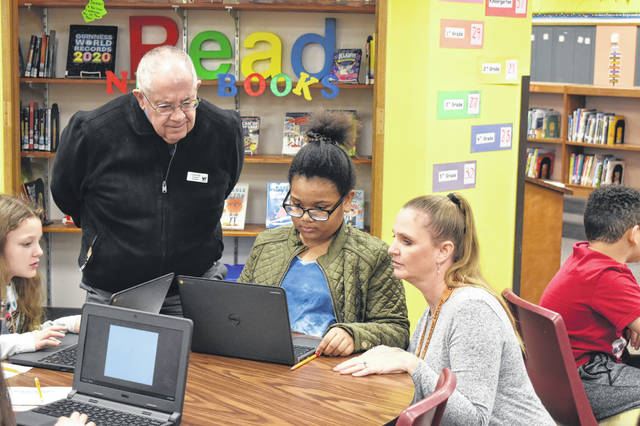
[0,194,44,332]
[403,193,523,349]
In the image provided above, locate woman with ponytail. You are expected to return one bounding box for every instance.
[335,193,553,425]
[239,111,409,357]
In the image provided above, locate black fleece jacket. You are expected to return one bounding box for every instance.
[51,93,243,293]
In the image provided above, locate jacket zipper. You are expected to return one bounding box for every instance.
[80,234,99,271]
[162,144,178,194]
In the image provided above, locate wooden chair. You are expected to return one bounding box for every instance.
[396,368,456,426]
[502,288,640,426]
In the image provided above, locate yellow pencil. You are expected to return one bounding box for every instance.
[34,377,43,401]
[290,353,318,371]
[2,365,20,373]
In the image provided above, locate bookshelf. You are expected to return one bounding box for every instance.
[528,82,640,198]
[8,0,385,306]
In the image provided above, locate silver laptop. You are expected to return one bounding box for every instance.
[8,273,175,372]
[177,275,320,366]
[15,302,192,426]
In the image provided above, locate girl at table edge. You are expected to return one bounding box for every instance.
[238,111,410,356]
[0,368,94,426]
[334,193,553,424]
[0,194,80,360]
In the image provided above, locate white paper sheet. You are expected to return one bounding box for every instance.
[1,362,31,378]
[8,386,71,408]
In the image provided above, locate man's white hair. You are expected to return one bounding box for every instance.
[136,46,198,95]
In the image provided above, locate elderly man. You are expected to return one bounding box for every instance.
[51,46,243,315]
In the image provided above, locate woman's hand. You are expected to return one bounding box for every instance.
[32,326,66,350]
[333,345,419,376]
[55,412,96,426]
[316,328,355,356]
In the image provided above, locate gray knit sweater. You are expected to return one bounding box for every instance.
[408,286,554,425]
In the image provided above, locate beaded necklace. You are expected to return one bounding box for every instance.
[416,287,453,359]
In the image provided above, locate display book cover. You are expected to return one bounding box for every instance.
[21,178,52,225]
[525,148,554,180]
[221,184,249,230]
[282,112,311,156]
[344,189,365,230]
[328,109,358,157]
[65,24,117,78]
[329,48,362,83]
[265,182,293,229]
[241,116,260,155]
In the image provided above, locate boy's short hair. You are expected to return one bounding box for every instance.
[584,185,640,243]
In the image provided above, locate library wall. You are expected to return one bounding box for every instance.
[532,0,640,13]
[17,6,376,307]
[382,2,532,328]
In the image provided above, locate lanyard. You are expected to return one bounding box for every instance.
[416,287,453,360]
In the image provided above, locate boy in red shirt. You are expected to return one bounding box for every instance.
[541,185,640,420]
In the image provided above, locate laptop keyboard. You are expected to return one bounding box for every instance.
[33,399,165,426]
[38,345,78,367]
[293,345,315,359]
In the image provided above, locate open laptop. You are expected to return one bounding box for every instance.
[8,273,175,372]
[177,275,320,366]
[15,302,192,426]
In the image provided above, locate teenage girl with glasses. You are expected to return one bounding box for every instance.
[238,111,409,357]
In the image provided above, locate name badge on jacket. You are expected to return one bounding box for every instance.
[187,172,208,183]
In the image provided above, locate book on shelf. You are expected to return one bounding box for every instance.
[328,109,358,157]
[365,34,375,85]
[20,178,51,225]
[241,116,260,156]
[21,102,60,152]
[602,158,625,185]
[607,116,625,145]
[568,154,619,188]
[24,34,36,77]
[221,183,249,230]
[65,25,118,79]
[528,108,560,139]
[329,48,362,84]
[62,215,75,226]
[38,33,48,78]
[525,148,554,179]
[344,189,365,230]
[265,182,292,229]
[568,108,624,145]
[282,112,311,156]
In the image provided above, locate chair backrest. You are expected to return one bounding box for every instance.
[501,288,597,426]
[396,368,456,426]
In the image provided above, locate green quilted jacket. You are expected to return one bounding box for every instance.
[238,223,409,352]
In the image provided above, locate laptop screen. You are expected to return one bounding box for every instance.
[79,313,184,401]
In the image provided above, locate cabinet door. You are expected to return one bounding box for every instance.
[551,26,575,83]
[573,26,595,85]
[634,26,640,86]
[531,26,552,82]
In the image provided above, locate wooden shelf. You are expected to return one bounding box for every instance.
[527,137,562,144]
[20,77,373,91]
[44,220,267,236]
[530,82,640,98]
[43,221,80,233]
[565,184,596,198]
[565,84,640,98]
[21,151,55,158]
[565,141,640,152]
[245,154,371,164]
[223,223,265,237]
[18,0,375,13]
[529,82,566,94]
[21,151,372,164]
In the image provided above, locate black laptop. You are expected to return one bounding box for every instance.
[15,302,192,426]
[8,273,175,372]
[177,276,320,366]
